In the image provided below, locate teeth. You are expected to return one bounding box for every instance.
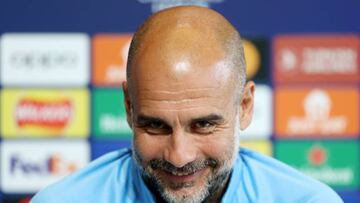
[170,171,193,176]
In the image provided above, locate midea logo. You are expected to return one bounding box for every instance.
[9,51,78,70]
[138,0,224,12]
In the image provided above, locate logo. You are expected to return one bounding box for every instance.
[241,85,272,139]
[288,89,347,134]
[308,144,327,166]
[242,37,269,81]
[15,99,73,129]
[279,48,297,71]
[92,34,132,86]
[273,35,360,83]
[1,89,89,138]
[243,39,261,80]
[138,0,224,13]
[2,196,32,203]
[100,114,131,134]
[275,87,359,138]
[0,33,89,86]
[276,141,359,189]
[92,89,132,138]
[10,154,78,176]
[10,51,77,69]
[1,140,90,193]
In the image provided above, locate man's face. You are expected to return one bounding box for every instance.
[123,26,254,202]
[124,54,247,203]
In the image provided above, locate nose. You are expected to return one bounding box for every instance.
[164,129,197,168]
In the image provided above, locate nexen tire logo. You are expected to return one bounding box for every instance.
[10,154,78,176]
[10,51,77,69]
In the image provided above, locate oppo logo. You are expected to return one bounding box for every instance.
[9,51,78,69]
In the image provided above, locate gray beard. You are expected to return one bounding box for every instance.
[132,150,233,203]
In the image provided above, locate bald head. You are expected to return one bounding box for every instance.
[126,6,246,102]
[124,8,254,202]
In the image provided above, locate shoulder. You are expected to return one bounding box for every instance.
[31,148,133,203]
[237,148,343,203]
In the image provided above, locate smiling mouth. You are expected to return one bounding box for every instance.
[161,168,206,184]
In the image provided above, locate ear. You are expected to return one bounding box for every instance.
[122,81,133,129]
[239,81,255,130]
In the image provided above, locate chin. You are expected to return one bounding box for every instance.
[161,184,210,203]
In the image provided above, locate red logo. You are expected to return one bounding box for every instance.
[308,145,327,166]
[15,99,73,129]
[18,197,32,203]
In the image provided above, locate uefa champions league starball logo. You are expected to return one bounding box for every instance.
[139,0,224,13]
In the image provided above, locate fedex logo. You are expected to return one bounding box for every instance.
[1,140,90,193]
[10,154,77,176]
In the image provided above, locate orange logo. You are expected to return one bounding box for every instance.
[273,35,360,83]
[15,99,73,129]
[92,34,132,86]
[275,87,359,137]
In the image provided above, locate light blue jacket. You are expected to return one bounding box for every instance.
[31,148,343,203]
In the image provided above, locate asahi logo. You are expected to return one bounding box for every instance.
[139,0,224,13]
[15,99,73,129]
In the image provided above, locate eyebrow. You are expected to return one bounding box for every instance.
[136,114,169,126]
[136,113,225,126]
[190,114,225,124]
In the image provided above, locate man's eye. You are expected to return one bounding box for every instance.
[144,121,171,135]
[195,121,212,128]
[149,121,165,129]
[192,121,215,134]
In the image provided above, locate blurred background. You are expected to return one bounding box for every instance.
[0,0,359,202]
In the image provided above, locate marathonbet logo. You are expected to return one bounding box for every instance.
[139,0,224,13]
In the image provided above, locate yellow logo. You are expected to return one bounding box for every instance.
[1,89,89,138]
[243,39,261,80]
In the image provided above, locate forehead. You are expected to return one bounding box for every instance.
[128,24,238,116]
[129,60,237,120]
[130,36,233,93]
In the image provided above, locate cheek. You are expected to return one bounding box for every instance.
[133,130,167,161]
[198,131,237,160]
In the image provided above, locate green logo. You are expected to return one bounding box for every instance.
[275,141,359,189]
[92,88,132,139]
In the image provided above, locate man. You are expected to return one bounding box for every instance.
[31,6,343,203]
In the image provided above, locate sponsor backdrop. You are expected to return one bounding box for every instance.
[0,0,359,202]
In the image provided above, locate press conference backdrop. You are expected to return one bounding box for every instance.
[0,0,360,202]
